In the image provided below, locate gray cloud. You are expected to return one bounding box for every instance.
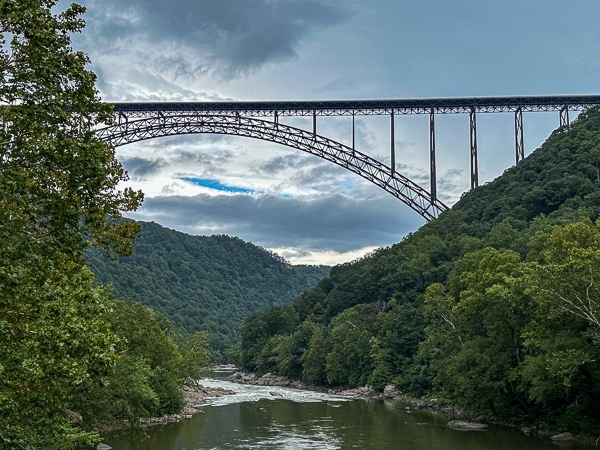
[290,163,347,187]
[140,134,236,148]
[81,0,349,79]
[128,193,423,253]
[121,157,167,179]
[437,169,468,204]
[395,162,430,187]
[255,154,313,174]
[174,148,236,166]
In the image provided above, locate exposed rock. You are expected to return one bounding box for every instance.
[551,432,573,442]
[142,383,235,427]
[213,364,236,372]
[447,420,489,430]
[269,391,282,397]
[520,427,532,435]
[383,384,397,398]
[95,444,112,450]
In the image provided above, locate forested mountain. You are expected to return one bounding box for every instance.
[240,107,600,435]
[87,222,330,359]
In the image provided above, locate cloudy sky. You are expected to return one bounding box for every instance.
[70,0,600,265]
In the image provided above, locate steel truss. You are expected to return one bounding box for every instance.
[97,114,447,221]
[111,95,600,118]
[515,107,524,163]
[100,95,600,221]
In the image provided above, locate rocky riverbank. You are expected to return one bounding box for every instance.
[227,371,465,415]
[227,372,599,447]
[140,383,235,426]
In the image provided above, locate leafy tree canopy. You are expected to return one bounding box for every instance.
[0,1,143,448]
[87,221,330,360]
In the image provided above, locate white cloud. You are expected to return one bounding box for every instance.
[272,246,381,266]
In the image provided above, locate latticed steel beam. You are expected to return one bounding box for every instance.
[110,95,600,118]
[96,114,447,221]
[515,106,524,163]
[560,105,570,128]
[469,107,479,190]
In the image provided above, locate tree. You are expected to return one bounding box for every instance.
[0,1,142,447]
[373,298,426,389]
[420,249,532,416]
[528,220,600,328]
[513,221,600,431]
[302,327,329,385]
[326,305,374,386]
[241,304,302,371]
[0,1,143,260]
[0,262,119,449]
[181,331,212,381]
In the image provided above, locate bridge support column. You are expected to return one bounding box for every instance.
[515,106,524,164]
[352,114,355,150]
[313,110,317,136]
[469,107,479,190]
[274,111,279,130]
[390,111,395,174]
[560,105,570,128]
[429,108,437,203]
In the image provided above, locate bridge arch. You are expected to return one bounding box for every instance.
[96,114,447,220]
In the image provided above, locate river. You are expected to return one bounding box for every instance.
[105,378,590,450]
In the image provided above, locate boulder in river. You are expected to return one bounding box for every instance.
[447,420,489,430]
[383,384,397,398]
[551,432,573,442]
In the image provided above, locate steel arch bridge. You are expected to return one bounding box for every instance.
[97,114,446,221]
[97,95,600,221]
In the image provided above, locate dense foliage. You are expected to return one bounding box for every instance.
[70,299,211,431]
[0,2,210,448]
[87,221,330,360]
[240,108,600,435]
[0,1,147,448]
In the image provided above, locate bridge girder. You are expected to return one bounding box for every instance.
[96,114,447,221]
[111,95,600,117]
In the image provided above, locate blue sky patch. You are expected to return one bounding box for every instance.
[182,177,255,194]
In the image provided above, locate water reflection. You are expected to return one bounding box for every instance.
[106,380,590,450]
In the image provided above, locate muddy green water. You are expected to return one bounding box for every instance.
[105,379,590,450]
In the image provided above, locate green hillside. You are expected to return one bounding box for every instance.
[240,107,600,434]
[87,222,330,359]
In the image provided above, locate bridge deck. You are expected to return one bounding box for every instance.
[111,95,600,117]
